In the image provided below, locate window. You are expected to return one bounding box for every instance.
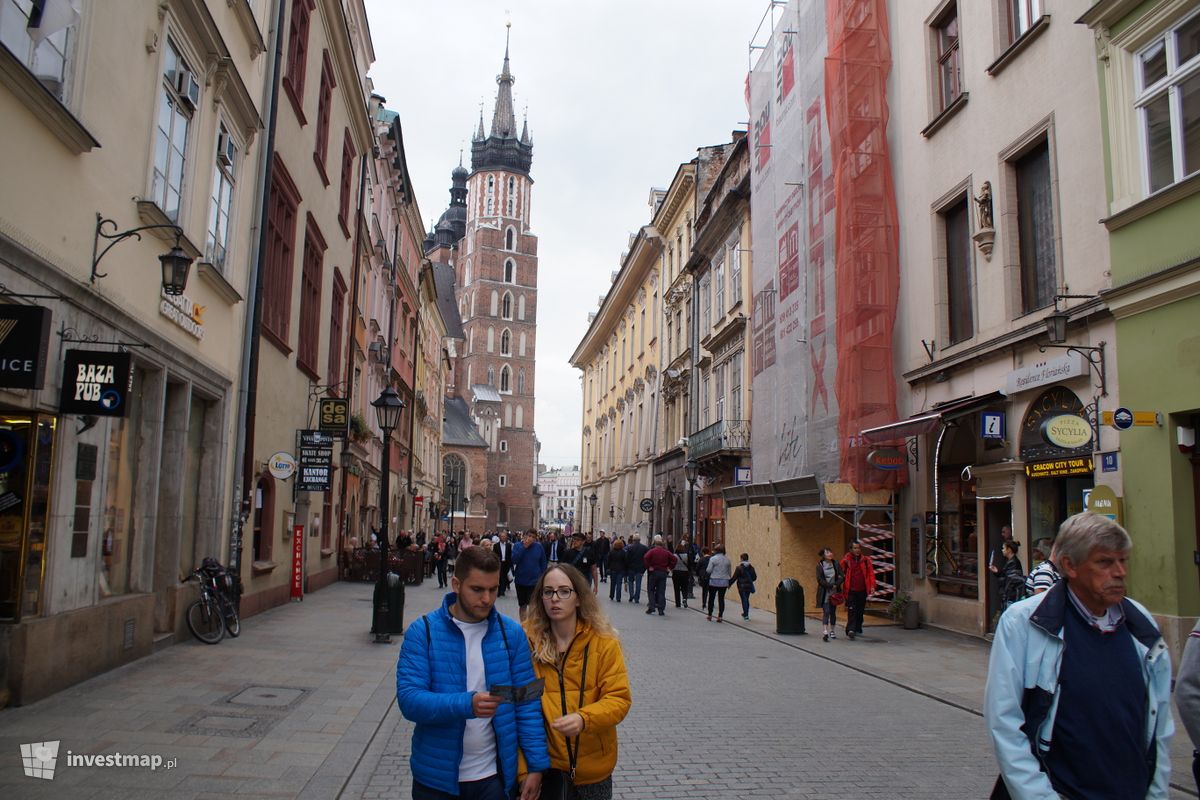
[1015,140,1056,313]
[500,365,511,392]
[502,292,513,319]
[700,275,712,332]
[518,331,526,357]
[338,130,354,237]
[206,124,236,270]
[730,350,743,420]
[666,311,673,357]
[701,370,710,428]
[487,326,495,352]
[0,0,75,99]
[297,214,326,378]
[499,475,508,488]
[639,308,645,350]
[327,269,346,388]
[500,440,508,452]
[504,259,516,283]
[517,368,526,393]
[152,40,195,222]
[1006,0,1042,44]
[729,241,742,305]
[934,4,962,111]
[263,156,301,347]
[500,329,511,356]
[253,474,275,562]
[507,176,515,216]
[504,404,512,427]
[313,50,335,183]
[506,227,515,250]
[487,365,495,385]
[486,175,495,215]
[516,405,524,428]
[518,295,526,320]
[715,362,726,422]
[283,0,314,122]
[1137,12,1200,193]
[443,455,467,512]
[652,291,659,338]
[490,290,498,316]
[942,196,974,344]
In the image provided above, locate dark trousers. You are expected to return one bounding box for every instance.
[412,775,506,800]
[647,571,668,611]
[707,585,728,618]
[599,557,607,581]
[628,571,644,603]
[435,560,447,587]
[699,580,711,611]
[739,587,752,617]
[498,564,511,596]
[846,589,868,634]
[822,601,838,627]
[671,572,690,606]
[609,570,626,600]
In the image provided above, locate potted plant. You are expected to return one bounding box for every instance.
[349,413,371,443]
[888,591,920,629]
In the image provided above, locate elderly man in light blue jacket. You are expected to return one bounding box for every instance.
[983,513,1173,799]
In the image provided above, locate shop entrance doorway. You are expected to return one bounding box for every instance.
[984,499,1012,631]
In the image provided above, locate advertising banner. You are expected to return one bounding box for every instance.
[59,350,133,416]
[296,430,334,491]
[291,524,304,600]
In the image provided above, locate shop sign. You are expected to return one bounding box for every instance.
[1005,352,1085,395]
[59,350,132,416]
[318,398,349,436]
[1084,484,1122,524]
[414,495,424,507]
[0,305,52,389]
[1041,414,1093,449]
[290,524,304,601]
[159,290,205,340]
[1103,409,1161,429]
[1025,456,1094,479]
[268,451,297,480]
[867,448,905,470]
[296,429,333,491]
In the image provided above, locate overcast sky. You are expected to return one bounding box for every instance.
[363,1,769,469]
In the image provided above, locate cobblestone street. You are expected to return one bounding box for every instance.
[0,579,1193,799]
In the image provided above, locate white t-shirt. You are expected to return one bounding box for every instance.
[452,615,498,781]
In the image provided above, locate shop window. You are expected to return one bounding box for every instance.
[101,369,148,597]
[929,425,979,597]
[0,414,56,620]
[253,474,275,563]
[1020,386,1094,544]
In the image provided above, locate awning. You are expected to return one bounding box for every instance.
[861,392,1005,444]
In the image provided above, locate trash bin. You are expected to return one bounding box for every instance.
[775,578,806,635]
[372,572,406,635]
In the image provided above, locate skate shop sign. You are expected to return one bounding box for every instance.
[59,350,132,417]
[296,429,333,491]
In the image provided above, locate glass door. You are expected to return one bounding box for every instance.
[0,413,56,621]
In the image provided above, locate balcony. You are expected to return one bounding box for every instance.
[688,418,750,461]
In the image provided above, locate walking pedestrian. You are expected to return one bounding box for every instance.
[396,546,548,800]
[732,553,758,620]
[696,547,712,611]
[643,535,677,616]
[989,539,1025,611]
[522,564,631,799]
[433,534,449,588]
[984,513,1173,799]
[546,531,563,564]
[1175,618,1200,793]
[493,531,514,597]
[512,529,548,622]
[1025,538,1061,596]
[840,540,875,639]
[606,538,628,602]
[814,547,844,641]
[671,541,694,608]
[595,531,611,584]
[705,546,732,623]
[624,534,648,605]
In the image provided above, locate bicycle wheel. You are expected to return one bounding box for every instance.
[186,597,225,644]
[218,594,240,638]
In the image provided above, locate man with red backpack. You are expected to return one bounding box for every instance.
[840,540,875,640]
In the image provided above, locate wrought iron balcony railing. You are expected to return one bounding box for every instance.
[688,418,751,461]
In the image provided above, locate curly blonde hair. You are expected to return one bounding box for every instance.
[525,564,618,665]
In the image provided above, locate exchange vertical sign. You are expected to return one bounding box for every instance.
[291,524,304,601]
[296,430,333,492]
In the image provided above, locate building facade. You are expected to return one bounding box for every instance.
[537,465,580,528]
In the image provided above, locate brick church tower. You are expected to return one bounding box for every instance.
[427,29,539,532]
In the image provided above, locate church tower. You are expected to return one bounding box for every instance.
[442,27,539,532]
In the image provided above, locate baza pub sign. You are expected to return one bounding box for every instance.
[59,350,133,417]
[0,304,52,389]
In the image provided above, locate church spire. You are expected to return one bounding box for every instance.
[489,22,517,139]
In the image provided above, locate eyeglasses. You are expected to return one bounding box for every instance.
[542,587,575,600]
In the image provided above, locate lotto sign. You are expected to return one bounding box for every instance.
[290,524,304,601]
[59,350,132,416]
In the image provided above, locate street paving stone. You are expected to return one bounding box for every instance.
[0,578,1194,798]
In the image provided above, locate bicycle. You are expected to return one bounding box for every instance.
[185,558,240,643]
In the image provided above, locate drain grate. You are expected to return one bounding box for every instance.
[171,710,282,738]
[224,685,310,710]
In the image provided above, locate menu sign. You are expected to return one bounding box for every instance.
[0,305,52,389]
[296,429,333,491]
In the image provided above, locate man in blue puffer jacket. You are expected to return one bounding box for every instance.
[397,546,548,799]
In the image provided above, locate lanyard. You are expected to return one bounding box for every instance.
[557,640,590,781]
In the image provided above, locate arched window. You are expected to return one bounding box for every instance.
[515,405,524,428]
[502,292,513,320]
[464,260,472,285]
[497,502,508,525]
[253,474,275,561]
[487,326,495,352]
[501,329,512,355]
[504,404,513,427]
[518,331,526,357]
[486,175,495,216]
[468,328,474,353]
[500,365,511,392]
[487,366,495,385]
[443,454,467,512]
[507,177,515,216]
[517,295,525,320]
[505,227,515,250]
[504,259,515,283]
[518,368,526,393]
[490,290,498,316]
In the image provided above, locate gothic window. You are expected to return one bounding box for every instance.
[442,455,467,512]
[487,326,495,352]
[516,405,524,428]
[518,368,526,393]
[488,366,495,385]
[507,177,515,216]
[519,331,526,357]
[500,365,511,392]
[500,328,511,356]
[505,227,515,250]
[502,292,513,320]
[518,295,526,320]
[486,175,495,215]
[490,290,498,316]
[504,404,513,427]
[504,259,516,283]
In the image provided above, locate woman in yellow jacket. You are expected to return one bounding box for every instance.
[523,563,631,799]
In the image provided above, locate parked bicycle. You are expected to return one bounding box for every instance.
[185,557,240,644]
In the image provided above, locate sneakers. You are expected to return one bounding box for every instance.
[645,607,654,615]
[716,617,723,623]
[822,632,829,642]
[683,600,688,608]
[829,631,837,640]
[706,615,712,622]
[742,614,749,621]
[658,610,665,616]
[847,629,856,640]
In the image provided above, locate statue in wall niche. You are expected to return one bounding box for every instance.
[975,181,994,231]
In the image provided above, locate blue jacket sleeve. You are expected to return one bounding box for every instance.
[396,618,475,724]
[507,618,550,771]
[537,545,547,574]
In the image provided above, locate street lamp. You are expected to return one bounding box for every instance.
[371,386,405,644]
[588,492,598,536]
[684,459,699,545]
[447,477,459,537]
[91,213,195,295]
